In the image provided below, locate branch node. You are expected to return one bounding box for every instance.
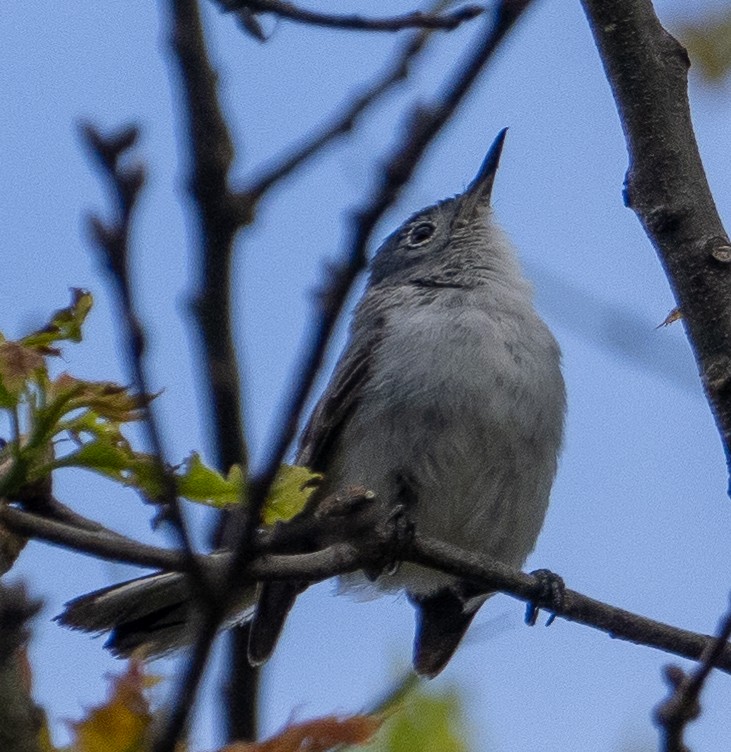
[707,239,731,264]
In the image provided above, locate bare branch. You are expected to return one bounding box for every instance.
[164,0,257,741]
[16,497,731,685]
[81,123,205,588]
[655,599,731,752]
[244,25,433,199]
[0,505,189,572]
[218,0,484,32]
[168,0,250,478]
[409,536,731,676]
[580,0,731,481]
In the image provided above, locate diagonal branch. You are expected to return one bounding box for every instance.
[217,0,483,32]
[81,123,206,589]
[243,23,435,200]
[580,0,731,481]
[655,598,731,752]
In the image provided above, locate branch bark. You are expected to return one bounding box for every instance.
[218,0,484,32]
[166,0,258,741]
[580,0,731,480]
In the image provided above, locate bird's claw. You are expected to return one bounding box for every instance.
[525,568,565,627]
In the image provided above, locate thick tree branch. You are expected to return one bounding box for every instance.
[217,0,483,32]
[580,0,731,480]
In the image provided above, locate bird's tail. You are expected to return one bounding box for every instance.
[56,570,257,659]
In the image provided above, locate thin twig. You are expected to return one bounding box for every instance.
[0,505,189,571]
[81,123,205,586]
[244,25,434,200]
[655,598,731,752]
[218,0,483,32]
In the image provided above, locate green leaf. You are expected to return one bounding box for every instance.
[176,457,319,525]
[263,464,321,525]
[177,452,245,506]
[54,440,133,480]
[21,289,93,351]
[361,684,471,752]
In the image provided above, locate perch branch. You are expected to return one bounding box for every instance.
[12,500,731,680]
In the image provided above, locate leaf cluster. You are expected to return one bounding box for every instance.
[0,291,319,521]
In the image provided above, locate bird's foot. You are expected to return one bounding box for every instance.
[525,568,565,627]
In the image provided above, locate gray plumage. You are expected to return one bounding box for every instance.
[59,130,565,676]
[250,129,565,675]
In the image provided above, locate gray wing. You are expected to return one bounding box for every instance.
[249,318,382,666]
[296,329,378,472]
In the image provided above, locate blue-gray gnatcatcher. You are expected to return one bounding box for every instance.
[59,130,565,677]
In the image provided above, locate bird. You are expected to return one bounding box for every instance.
[58,129,565,677]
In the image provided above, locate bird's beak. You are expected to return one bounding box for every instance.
[455,128,507,223]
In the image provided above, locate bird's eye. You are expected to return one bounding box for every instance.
[408,222,436,247]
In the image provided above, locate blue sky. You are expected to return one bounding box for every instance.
[4,1,731,750]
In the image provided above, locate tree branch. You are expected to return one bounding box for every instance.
[243,21,436,200]
[217,0,483,32]
[14,498,731,681]
[165,0,258,741]
[580,0,731,481]
[655,598,731,752]
[82,123,205,587]
[408,536,731,675]
[0,504,189,572]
